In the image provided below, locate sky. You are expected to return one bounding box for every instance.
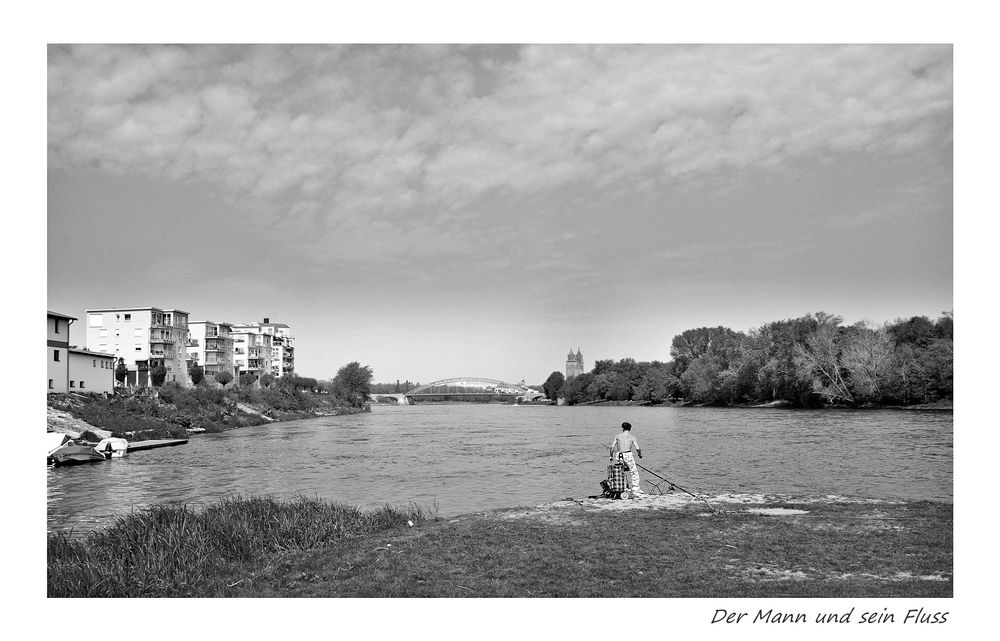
[47,43,953,384]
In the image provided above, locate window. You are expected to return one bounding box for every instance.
[53,350,60,362]
[48,379,53,389]
[134,328,143,337]
[99,329,108,338]
[70,380,75,388]
[124,314,132,321]
[89,314,103,327]
[54,320,60,334]
[80,381,85,389]
[93,359,97,367]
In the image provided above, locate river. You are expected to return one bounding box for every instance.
[47,404,953,535]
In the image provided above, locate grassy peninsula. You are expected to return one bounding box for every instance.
[48,494,951,598]
[47,378,366,442]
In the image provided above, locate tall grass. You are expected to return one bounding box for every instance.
[48,496,429,597]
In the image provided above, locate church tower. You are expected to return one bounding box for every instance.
[566,348,584,378]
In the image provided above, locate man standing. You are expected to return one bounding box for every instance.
[610,421,643,496]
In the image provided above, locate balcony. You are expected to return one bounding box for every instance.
[150,336,176,344]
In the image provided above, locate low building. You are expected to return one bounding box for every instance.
[67,348,116,394]
[48,311,76,393]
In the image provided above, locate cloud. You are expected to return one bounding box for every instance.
[49,44,952,262]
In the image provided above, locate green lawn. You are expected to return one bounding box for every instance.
[49,494,950,598]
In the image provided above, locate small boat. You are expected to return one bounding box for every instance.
[95,437,129,458]
[50,444,107,466]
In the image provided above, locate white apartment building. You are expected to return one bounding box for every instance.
[231,318,295,378]
[48,311,76,393]
[232,330,273,380]
[85,306,191,387]
[187,320,235,380]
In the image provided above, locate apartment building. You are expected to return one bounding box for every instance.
[231,318,295,378]
[47,311,76,393]
[232,330,273,379]
[85,306,191,387]
[187,320,236,380]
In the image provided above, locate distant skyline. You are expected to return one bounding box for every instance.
[48,44,952,384]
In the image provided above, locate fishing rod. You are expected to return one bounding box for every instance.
[631,461,718,512]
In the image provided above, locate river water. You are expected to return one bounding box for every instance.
[47,404,952,535]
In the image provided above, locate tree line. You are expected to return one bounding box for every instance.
[544,312,952,408]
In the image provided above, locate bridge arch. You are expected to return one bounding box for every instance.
[408,377,526,395]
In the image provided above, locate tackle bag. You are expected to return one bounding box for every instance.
[607,461,627,493]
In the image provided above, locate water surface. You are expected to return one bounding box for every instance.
[47,404,953,534]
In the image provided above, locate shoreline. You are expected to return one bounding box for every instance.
[576,399,953,411]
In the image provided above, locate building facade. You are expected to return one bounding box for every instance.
[68,348,116,394]
[48,311,76,393]
[85,306,191,387]
[566,348,585,379]
[231,318,295,378]
[232,330,273,379]
[187,320,236,380]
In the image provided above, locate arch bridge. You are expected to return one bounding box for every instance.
[370,377,546,404]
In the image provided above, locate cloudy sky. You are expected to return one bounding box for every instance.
[47,44,952,384]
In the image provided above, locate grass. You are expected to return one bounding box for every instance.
[48,496,951,598]
[48,496,429,597]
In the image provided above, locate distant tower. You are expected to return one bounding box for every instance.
[566,348,585,378]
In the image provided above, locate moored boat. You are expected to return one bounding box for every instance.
[50,444,107,466]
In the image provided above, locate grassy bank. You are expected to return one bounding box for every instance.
[48,494,951,598]
[47,384,365,442]
[48,496,429,597]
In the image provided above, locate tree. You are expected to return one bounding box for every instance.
[541,371,565,400]
[189,365,204,385]
[239,373,257,387]
[680,356,724,403]
[632,367,674,404]
[215,371,233,387]
[151,363,167,387]
[259,373,275,387]
[332,361,373,407]
[560,372,595,405]
[840,324,894,403]
[114,358,128,387]
[792,313,853,405]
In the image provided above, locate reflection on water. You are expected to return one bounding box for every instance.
[47,404,952,534]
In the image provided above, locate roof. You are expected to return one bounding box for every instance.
[233,321,290,329]
[85,306,190,315]
[48,311,78,321]
[69,347,116,358]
